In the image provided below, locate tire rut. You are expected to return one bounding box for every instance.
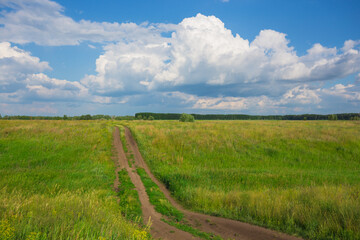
[124,126,303,240]
[113,127,199,240]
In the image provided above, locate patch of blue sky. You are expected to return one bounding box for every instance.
[18,41,102,82]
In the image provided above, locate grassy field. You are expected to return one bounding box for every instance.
[125,120,360,240]
[0,120,148,240]
[136,167,222,240]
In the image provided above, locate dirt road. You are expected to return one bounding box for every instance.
[114,126,303,240]
[113,127,199,240]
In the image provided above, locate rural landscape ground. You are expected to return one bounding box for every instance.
[0,120,359,240]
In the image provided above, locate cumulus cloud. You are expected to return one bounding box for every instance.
[282,85,321,104]
[81,39,171,95]
[0,42,50,92]
[82,13,360,102]
[24,73,89,101]
[0,0,175,46]
[0,42,115,105]
[1,0,360,114]
[322,83,360,102]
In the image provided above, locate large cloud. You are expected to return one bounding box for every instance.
[82,14,360,101]
[1,0,360,114]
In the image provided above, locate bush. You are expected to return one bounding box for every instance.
[179,113,195,122]
[328,114,338,120]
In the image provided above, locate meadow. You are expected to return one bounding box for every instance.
[125,120,360,240]
[0,120,147,239]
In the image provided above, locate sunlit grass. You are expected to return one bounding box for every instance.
[136,167,222,240]
[0,120,148,239]
[124,120,360,240]
[136,168,183,222]
[118,169,142,222]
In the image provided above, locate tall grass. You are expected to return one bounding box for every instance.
[136,167,222,240]
[124,120,360,240]
[0,120,148,239]
[118,169,142,222]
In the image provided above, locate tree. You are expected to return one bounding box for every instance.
[148,116,155,121]
[179,113,195,122]
[328,114,338,120]
[79,114,92,120]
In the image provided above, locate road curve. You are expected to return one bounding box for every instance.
[123,126,303,240]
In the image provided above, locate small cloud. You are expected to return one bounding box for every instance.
[88,44,96,49]
[221,0,230,2]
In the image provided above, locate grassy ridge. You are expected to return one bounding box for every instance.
[136,167,222,240]
[136,168,183,222]
[126,120,360,240]
[118,169,142,222]
[0,120,148,239]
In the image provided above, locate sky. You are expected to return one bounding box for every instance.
[0,0,360,116]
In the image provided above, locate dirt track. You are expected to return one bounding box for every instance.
[114,126,303,240]
[113,127,198,240]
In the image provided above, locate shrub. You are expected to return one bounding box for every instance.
[179,113,195,122]
[328,114,338,120]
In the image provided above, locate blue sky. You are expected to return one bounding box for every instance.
[0,0,359,116]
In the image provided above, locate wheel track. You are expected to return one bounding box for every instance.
[123,126,303,240]
[113,127,199,240]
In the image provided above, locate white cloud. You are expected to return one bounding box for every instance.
[25,73,89,101]
[0,43,116,105]
[193,97,247,110]
[0,0,174,46]
[81,39,171,95]
[282,85,321,104]
[322,83,360,101]
[82,13,360,101]
[0,42,50,92]
[1,0,360,115]
[164,80,360,113]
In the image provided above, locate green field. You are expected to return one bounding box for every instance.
[0,120,148,239]
[1,119,359,240]
[125,120,360,240]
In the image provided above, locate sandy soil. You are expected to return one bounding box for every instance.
[122,126,303,240]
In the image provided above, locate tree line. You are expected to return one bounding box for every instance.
[0,114,135,120]
[135,112,360,120]
[1,112,359,121]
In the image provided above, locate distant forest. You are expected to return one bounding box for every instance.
[1,112,359,121]
[0,114,135,121]
[135,112,360,121]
